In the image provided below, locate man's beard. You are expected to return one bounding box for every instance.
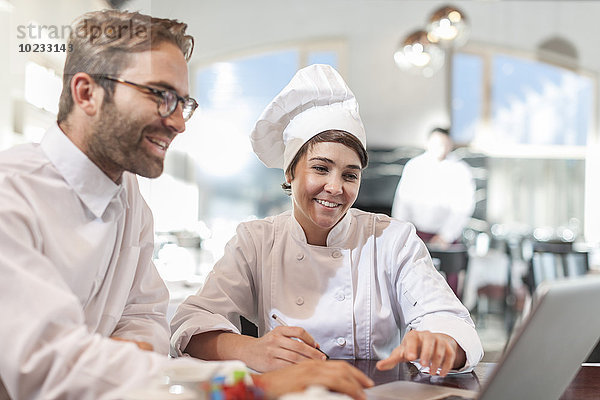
[87,100,169,181]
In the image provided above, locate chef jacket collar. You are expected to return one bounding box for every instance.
[41,123,122,219]
[423,150,459,163]
[289,209,353,248]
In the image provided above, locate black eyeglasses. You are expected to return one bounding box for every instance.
[98,76,198,122]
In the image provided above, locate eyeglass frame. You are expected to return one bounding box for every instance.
[96,75,198,122]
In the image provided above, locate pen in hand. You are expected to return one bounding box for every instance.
[271,313,330,360]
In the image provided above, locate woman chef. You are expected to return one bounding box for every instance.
[170,65,483,377]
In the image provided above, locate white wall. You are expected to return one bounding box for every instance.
[0,6,11,149]
[4,0,105,143]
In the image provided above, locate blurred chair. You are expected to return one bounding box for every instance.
[523,240,589,295]
[474,236,526,335]
[428,243,469,299]
[521,240,596,361]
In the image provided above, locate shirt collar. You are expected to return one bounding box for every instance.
[289,208,353,248]
[40,123,122,218]
[424,150,458,163]
[326,210,353,247]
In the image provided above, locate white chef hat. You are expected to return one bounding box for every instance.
[250,64,366,171]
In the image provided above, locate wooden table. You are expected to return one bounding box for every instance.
[558,365,600,400]
[348,360,600,399]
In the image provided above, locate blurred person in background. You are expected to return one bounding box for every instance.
[392,127,475,248]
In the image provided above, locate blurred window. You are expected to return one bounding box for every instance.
[25,61,61,115]
[452,53,484,144]
[451,48,595,237]
[452,51,594,155]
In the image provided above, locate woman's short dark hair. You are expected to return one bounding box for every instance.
[281,130,368,194]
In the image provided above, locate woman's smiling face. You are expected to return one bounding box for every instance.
[287,141,362,245]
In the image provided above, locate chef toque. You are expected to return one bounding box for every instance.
[251,64,366,172]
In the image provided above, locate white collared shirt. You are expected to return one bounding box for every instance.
[171,208,483,372]
[0,124,243,399]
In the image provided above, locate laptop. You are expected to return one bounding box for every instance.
[367,275,600,400]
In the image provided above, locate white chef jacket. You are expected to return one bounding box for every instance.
[171,209,483,372]
[0,124,244,400]
[392,152,475,243]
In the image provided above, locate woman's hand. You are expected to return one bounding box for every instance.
[244,326,327,372]
[376,330,466,376]
[185,328,326,372]
[255,360,374,400]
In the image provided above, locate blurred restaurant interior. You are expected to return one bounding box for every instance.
[3,0,600,361]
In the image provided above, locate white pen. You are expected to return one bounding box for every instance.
[271,313,330,359]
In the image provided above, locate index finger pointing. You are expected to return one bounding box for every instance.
[376,345,406,370]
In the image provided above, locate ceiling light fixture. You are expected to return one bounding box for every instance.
[394,4,469,77]
[427,5,470,47]
[394,29,445,78]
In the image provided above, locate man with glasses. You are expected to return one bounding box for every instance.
[0,9,371,400]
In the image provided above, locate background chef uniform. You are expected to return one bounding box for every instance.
[391,130,476,246]
[0,124,246,400]
[170,65,483,372]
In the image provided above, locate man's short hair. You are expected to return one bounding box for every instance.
[429,127,450,137]
[57,10,194,123]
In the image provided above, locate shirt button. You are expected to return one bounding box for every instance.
[296,297,304,306]
[335,291,345,301]
[332,250,342,258]
[336,337,346,346]
[296,253,304,261]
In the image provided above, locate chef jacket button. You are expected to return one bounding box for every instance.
[336,337,346,346]
[296,253,304,261]
[332,250,342,258]
[296,297,304,306]
[335,291,345,301]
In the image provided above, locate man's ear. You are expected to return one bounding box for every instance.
[70,72,103,116]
